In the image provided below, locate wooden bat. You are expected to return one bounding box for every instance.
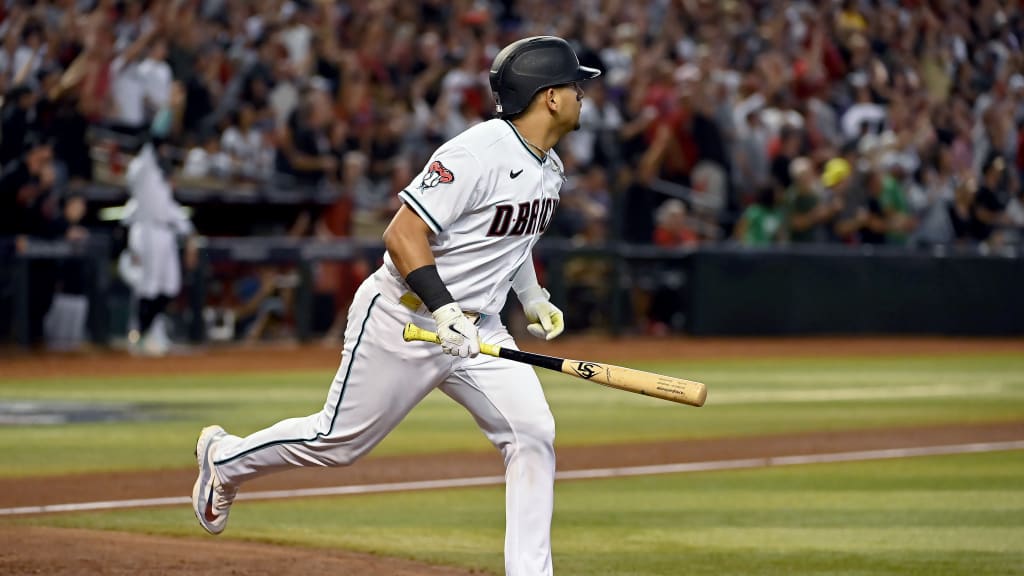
[402,323,707,407]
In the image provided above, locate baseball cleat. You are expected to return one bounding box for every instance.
[192,425,238,535]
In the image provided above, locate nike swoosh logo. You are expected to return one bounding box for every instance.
[510,169,523,179]
[205,484,219,522]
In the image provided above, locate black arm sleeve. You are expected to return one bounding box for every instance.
[405,264,455,312]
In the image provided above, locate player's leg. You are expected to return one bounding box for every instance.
[128,225,158,334]
[150,226,180,351]
[439,320,556,576]
[194,281,452,533]
[211,285,449,484]
[136,297,157,335]
[138,227,178,354]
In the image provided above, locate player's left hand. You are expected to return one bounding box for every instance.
[521,288,564,340]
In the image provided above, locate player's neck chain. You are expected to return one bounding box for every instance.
[521,136,550,159]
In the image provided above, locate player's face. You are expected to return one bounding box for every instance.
[558,82,585,131]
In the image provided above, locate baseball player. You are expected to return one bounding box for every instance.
[120,139,194,355]
[193,36,600,576]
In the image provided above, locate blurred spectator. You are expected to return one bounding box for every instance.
[823,157,869,244]
[314,173,369,345]
[578,165,612,216]
[688,77,731,220]
[841,74,887,142]
[653,199,699,247]
[0,132,54,238]
[734,185,787,247]
[183,130,233,181]
[971,153,1014,245]
[861,168,894,245]
[910,150,958,246]
[0,84,34,166]
[10,12,46,87]
[220,105,273,180]
[770,125,804,191]
[731,94,772,204]
[878,158,917,245]
[565,80,624,169]
[42,191,91,351]
[787,157,839,243]
[949,174,977,245]
[564,208,610,331]
[345,150,388,239]
[49,90,95,187]
[182,45,226,139]
[552,165,609,241]
[278,2,313,75]
[108,27,168,133]
[645,199,694,336]
[231,265,298,343]
[275,84,336,187]
[0,130,85,348]
[138,38,173,118]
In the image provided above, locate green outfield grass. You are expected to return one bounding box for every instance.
[14,450,1024,575]
[1,354,1023,476]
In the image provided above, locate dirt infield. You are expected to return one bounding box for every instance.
[1,338,1023,575]
[0,525,485,576]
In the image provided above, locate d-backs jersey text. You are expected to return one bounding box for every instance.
[384,119,564,315]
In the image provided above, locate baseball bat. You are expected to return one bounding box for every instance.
[402,323,707,407]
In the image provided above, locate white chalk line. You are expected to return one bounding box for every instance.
[707,383,1009,405]
[2,440,1023,517]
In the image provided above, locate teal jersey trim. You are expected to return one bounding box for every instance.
[503,120,546,165]
[398,189,443,234]
[214,293,381,465]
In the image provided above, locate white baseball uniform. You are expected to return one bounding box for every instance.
[211,118,564,576]
[122,143,193,299]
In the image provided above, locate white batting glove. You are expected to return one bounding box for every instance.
[519,286,565,340]
[432,303,480,358]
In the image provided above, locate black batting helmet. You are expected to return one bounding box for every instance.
[489,36,601,118]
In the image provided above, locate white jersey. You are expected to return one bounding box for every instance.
[123,143,193,235]
[383,119,564,315]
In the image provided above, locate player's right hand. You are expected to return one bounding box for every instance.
[432,303,480,358]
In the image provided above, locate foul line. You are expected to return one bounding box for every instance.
[3,440,1023,517]
[707,382,1008,404]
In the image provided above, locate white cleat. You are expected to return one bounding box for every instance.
[192,425,238,535]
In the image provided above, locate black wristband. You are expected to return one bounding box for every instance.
[405,265,455,312]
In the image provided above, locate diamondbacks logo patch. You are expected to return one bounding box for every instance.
[419,161,455,190]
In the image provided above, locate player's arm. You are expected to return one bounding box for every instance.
[383,205,436,277]
[383,206,479,358]
[512,258,565,340]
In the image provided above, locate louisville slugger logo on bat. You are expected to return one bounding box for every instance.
[571,361,602,379]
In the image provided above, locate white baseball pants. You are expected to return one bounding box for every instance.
[127,223,180,299]
[212,270,556,576]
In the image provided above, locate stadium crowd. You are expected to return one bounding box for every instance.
[3,0,1024,249]
[3,0,1024,345]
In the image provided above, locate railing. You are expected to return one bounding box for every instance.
[1,237,112,347]
[2,235,1022,348]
